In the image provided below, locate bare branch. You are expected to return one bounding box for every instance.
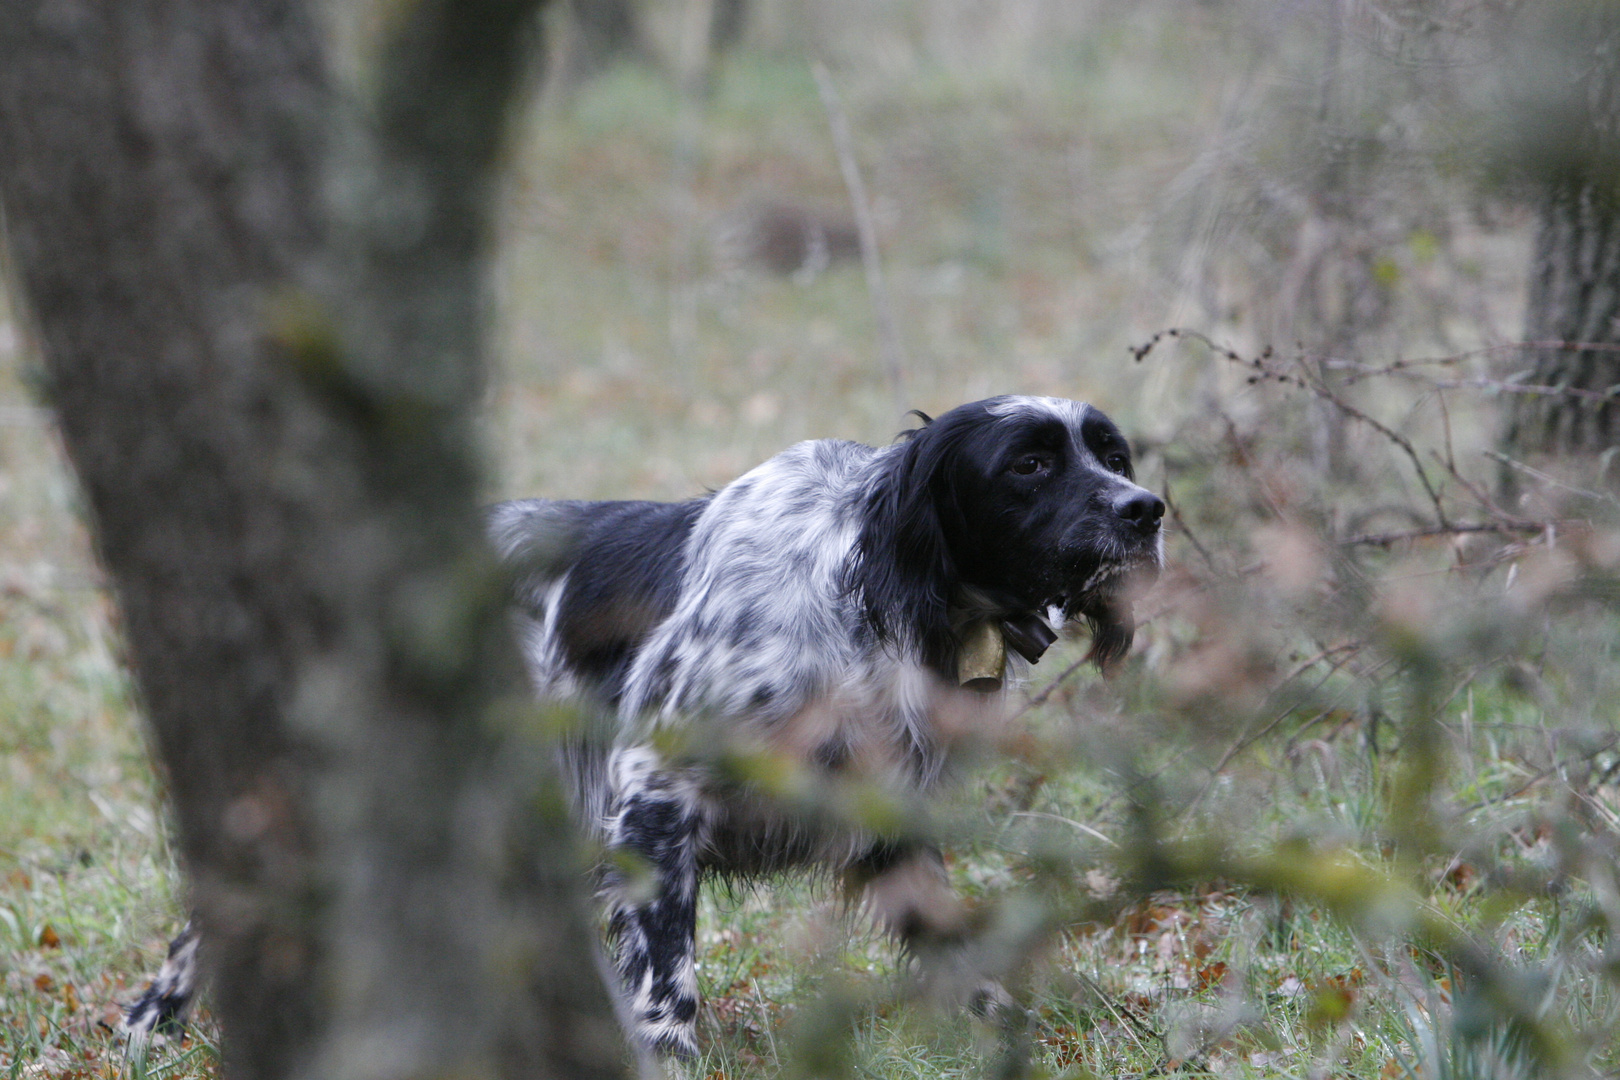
[812,62,907,411]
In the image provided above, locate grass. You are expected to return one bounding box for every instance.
[6,1,1620,1077]
[0,356,202,1073]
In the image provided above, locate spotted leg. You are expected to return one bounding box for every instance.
[603,753,706,1058]
[121,920,200,1046]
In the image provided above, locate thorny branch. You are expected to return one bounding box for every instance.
[1013,327,1607,794]
[1137,327,1453,527]
[1131,327,1608,540]
[1010,326,1616,837]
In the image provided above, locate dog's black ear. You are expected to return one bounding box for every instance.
[847,419,965,671]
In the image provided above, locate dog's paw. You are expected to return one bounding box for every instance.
[120,922,199,1049]
[120,985,189,1050]
[967,978,1018,1020]
[641,1023,699,1060]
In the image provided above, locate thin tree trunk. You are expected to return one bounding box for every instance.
[1504,2,1620,461]
[0,2,627,1078]
[1507,180,1620,456]
[568,0,649,75]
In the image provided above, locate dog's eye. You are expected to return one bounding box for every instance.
[1010,454,1049,476]
[1105,452,1130,474]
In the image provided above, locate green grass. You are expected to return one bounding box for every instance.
[0,374,202,1072]
[7,2,1620,1077]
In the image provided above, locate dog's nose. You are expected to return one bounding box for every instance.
[1114,490,1165,532]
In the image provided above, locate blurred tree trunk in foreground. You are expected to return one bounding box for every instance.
[0,2,626,1079]
[1504,2,1620,461]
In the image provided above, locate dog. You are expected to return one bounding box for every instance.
[123,395,1164,1057]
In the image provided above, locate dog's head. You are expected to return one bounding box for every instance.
[854,395,1164,671]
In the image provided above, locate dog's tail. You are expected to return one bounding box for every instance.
[486,499,594,590]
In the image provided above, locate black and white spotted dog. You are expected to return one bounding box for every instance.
[124,395,1164,1057]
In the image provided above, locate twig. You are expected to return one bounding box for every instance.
[1072,968,1163,1053]
[1163,482,1218,574]
[1008,810,1118,848]
[1176,646,1369,820]
[1346,371,1620,403]
[1221,414,1290,521]
[1289,360,1452,530]
[1426,448,1522,526]
[1436,388,1456,477]
[1339,521,1555,547]
[1460,733,1620,815]
[1139,328,1454,528]
[812,62,906,411]
[1321,342,1620,400]
[1132,331,1620,380]
[1134,328,1620,526]
[1483,450,1617,505]
[1282,704,1358,758]
[1009,653,1093,723]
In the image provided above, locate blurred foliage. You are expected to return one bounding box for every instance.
[7,0,1620,1077]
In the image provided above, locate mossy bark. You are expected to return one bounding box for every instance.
[0,2,627,1077]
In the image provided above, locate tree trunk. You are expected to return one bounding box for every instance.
[568,0,649,75]
[0,2,627,1078]
[1504,2,1620,460]
[1507,182,1620,456]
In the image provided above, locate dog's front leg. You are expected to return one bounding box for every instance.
[846,842,1018,1019]
[845,841,964,946]
[603,760,704,1058]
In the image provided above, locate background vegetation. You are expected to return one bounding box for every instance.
[5,0,1618,1077]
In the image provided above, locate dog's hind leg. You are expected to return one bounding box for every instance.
[121,920,200,1045]
[602,752,705,1058]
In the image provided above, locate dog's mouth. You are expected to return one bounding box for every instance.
[1051,549,1161,623]
[978,539,1163,668]
[1038,549,1161,668]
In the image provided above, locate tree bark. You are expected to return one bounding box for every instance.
[1508,183,1620,456]
[0,2,627,1078]
[568,0,649,75]
[1504,2,1620,459]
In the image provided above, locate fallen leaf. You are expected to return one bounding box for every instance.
[1307,982,1356,1027]
[1442,861,1479,892]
